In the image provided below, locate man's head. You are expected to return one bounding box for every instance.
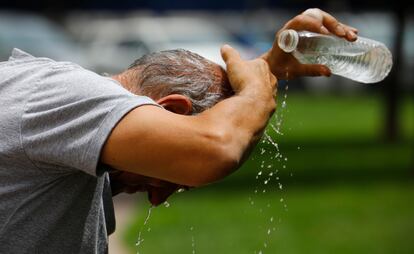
[113,49,233,115]
[110,50,233,204]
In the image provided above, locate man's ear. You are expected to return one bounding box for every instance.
[156,94,193,115]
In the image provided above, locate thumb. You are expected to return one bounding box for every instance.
[221,44,241,64]
[299,64,331,77]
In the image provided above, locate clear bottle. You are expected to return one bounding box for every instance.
[277,29,393,83]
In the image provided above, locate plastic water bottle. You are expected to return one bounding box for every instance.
[277,29,393,83]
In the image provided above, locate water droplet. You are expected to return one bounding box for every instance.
[258,171,262,176]
[135,238,144,246]
[268,172,273,176]
[278,183,283,190]
[280,198,284,202]
[190,229,196,254]
[267,229,271,235]
[284,157,288,161]
[264,131,279,151]
[264,180,268,185]
[135,206,153,250]
[270,217,274,222]
[297,146,301,150]
[281,101,287,108]
[147,227,151,232]
[260,148,266,155]
[269,123,284,136]
[164,201,170,208]
[262,190,266,193]
[267,165,272,169]
[177,188,186,193]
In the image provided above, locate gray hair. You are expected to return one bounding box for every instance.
[127,49,232,114]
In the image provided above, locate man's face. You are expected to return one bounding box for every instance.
[110,170,182,206]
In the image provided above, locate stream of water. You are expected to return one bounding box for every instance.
[135,205,154,254]
[252,84,290,254]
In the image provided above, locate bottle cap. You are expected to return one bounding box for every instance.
[278,29,299,53]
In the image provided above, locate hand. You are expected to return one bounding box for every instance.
[221,44,277,99]
[262,8,359,80]
[109,170,183,206]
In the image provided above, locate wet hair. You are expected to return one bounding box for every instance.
[127,49,232,114]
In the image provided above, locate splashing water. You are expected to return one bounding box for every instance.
[264,131,279,151]
[190,226,196,254]
[136,206,154,254]
[250,84,291,253]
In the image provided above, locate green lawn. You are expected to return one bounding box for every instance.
[122,93,414,254]
[125,182,414,254]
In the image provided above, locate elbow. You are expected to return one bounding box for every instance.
[188,130,241,187]
[190,156,239,188]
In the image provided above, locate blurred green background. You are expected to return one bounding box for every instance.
[123,91,414,254]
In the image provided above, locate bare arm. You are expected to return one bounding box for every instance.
[101,45,276,187]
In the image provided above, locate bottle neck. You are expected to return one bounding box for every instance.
[277,29,299,53]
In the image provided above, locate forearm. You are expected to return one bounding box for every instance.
[169,89,275,186]
[101,90,275,187]
[198,85,276,163]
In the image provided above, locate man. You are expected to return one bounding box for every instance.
[0,8,357,253]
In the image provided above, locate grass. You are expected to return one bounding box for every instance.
[124,182,414,254]
[122,92,414,254]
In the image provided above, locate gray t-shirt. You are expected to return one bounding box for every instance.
[0,49,158,253]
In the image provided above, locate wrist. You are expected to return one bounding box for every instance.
[260,50,277,76]
[238,86,276,113]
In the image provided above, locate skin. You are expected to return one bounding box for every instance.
[103,8,359,206]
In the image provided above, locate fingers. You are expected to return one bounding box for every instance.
[298,64,331,77]
[318,10,358,41]
[287,13,330,35]
[221,44,242,64]
[301,8,358,41]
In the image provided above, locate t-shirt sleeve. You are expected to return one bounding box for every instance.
[21,64,160,176]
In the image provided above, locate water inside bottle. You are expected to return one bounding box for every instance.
[279,30,393,83]
[294,36,392,83]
